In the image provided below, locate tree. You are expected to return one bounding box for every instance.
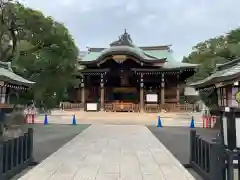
[0,0,19,62]
[1,1,79,109]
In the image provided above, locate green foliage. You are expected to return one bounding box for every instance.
[183,27,240,108]
[0,0,19,62]
[1,1,79,109]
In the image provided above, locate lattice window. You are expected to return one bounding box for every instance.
[218,87,227,106]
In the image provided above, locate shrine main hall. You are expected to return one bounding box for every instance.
[70,30,198,112]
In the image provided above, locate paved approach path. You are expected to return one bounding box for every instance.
[18,125,195,180]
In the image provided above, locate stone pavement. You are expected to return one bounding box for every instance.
[50,110,202,121]
[18,125,195,180]
[35,111,202,127]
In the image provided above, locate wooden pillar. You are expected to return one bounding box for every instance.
[100,74,104,111]
[161,73,165,104]
[140,74,144,112]
[81,77,85,106]
[0,86,6,104]
[176,74,180,104]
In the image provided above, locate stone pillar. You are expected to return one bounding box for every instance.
[81,77,85,106]
[140,74,144,112]
[176,74,180,104]
[100,74,105,111]
[161,73,165,104]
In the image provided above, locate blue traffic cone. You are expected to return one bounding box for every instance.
[157,116,162,128]
[72,115,77,125]
[190,116,195,128]
[44,114,48,125]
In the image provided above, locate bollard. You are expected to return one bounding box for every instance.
[44,114,48,125]
[190,116,195,128]
[157,116,162,128]
[72,115,77,125]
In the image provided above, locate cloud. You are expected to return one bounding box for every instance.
[20,0,240,61]
[125,0,140,14]
[139,14,157,27]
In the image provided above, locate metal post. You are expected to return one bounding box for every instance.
[189,130,196,164]
[226,150,234,180]
[28,128,33,162]
[0,143,3,177]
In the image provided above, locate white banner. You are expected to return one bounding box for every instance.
[86,103,98,111]
[146,94,158,102]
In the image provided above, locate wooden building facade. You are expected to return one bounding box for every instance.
[72,30,198,112]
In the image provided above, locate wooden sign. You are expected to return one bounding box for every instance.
[146,94,158,102]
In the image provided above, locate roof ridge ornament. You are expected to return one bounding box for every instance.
[110,29,133,47]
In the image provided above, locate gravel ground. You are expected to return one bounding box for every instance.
[10,124,90,180]
[148,126,220,180]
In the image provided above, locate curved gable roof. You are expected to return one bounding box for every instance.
[79,30,198,69]
[80,30,168,65]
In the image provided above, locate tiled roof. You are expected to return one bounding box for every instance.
[81,30,169,62]
[79,30,197,69]
[0,61,35,86]
[80,48,166,61]
[190,58,240,88]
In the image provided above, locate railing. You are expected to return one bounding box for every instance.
[144,103,194,113]
[60,102,84,110]
[104,103,113,112]
[144,104,161,113]
[104,103,140,112]
[189,129,240,180]
[161,103,194,112]
[189,130,214,180]
[0,128,34,180]
[60,101,195,112]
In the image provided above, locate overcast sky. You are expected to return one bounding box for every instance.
[20,0,240,61]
